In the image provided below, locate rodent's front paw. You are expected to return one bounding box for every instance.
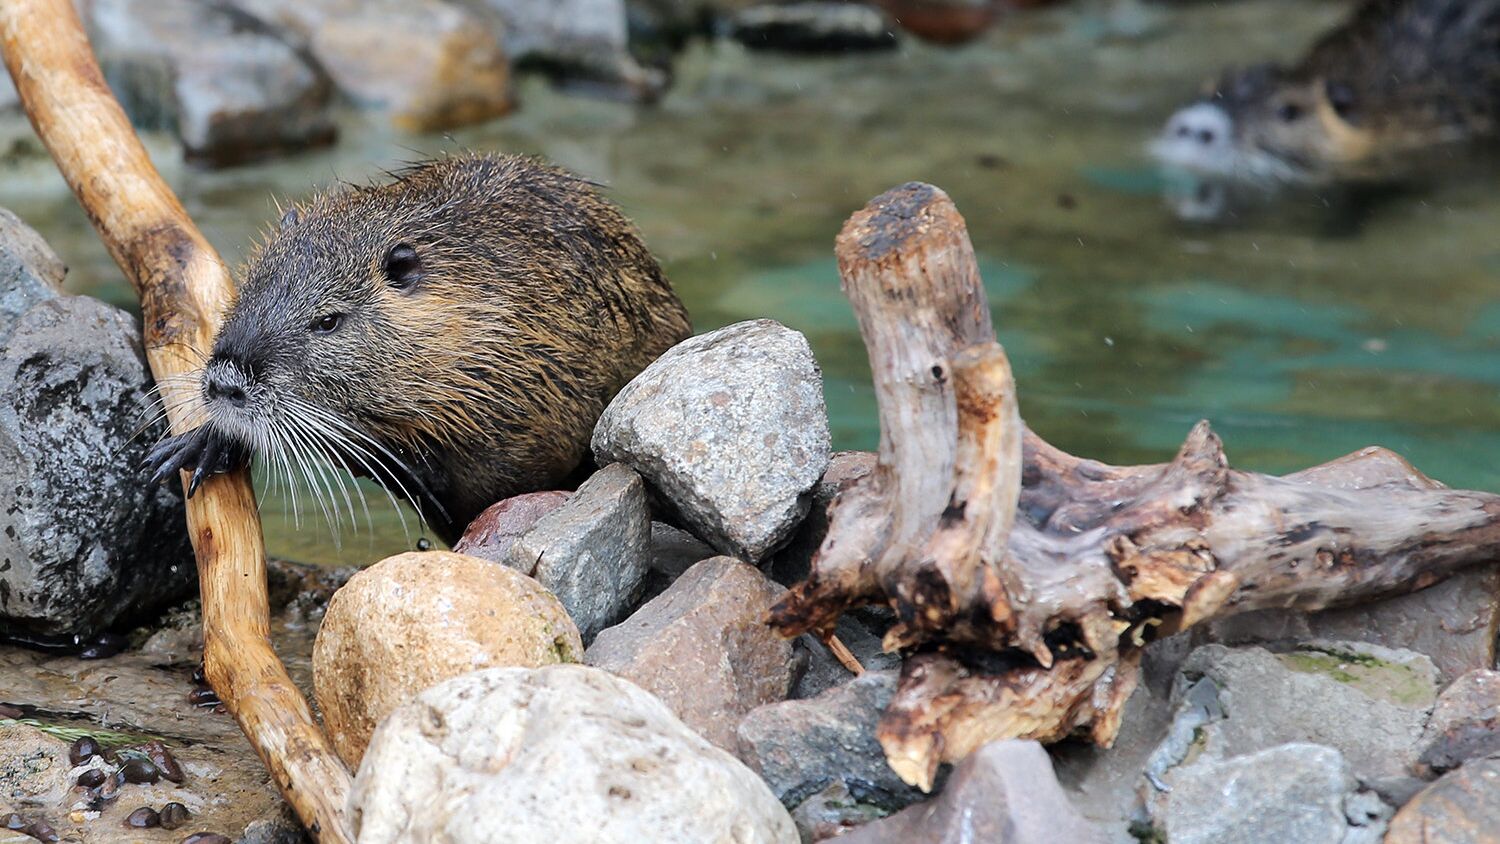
[145,427,246,497]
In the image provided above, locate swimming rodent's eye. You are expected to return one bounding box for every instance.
[1277,102,1304,122]
[311,313,344,334]
[384,243,423,291]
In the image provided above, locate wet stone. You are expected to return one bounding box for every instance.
[453,491,572,562]
[503,464,652,643]
[463,0,666,100]
[180,834,233,844]
[159,802,191,830]
[1385,756,1500,844]
[593,320,831,563]
[75,769,107,789]
[731,3,898,54]
[119,758,161,785]
[142,740,185,783]
[586,557,797,751]
[67,736,101,767]
[125,807,161,828]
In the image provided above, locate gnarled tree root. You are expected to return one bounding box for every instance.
[768,181,1500,791]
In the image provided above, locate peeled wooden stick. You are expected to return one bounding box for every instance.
[0,2,353,841]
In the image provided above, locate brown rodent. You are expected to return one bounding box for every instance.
[147,153,691,543]
[1152,0,1500,185]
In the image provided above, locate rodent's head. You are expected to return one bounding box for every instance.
[1151,64,1374,185]
[200,173,506,475]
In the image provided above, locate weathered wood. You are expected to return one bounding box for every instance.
[769,181,1500,792]
[0,2,353,840]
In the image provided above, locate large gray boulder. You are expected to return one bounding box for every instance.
[0,210,194,640]
[84,0,336,166]
[351,664,798,843]
[592,319,831,563]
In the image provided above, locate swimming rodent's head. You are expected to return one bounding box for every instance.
[1150,64,1374,185]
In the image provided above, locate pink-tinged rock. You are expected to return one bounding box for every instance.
[1417,669,1500,775]
[454,491,572,561]
[586,557,796,751]
[1386,756,1500,844]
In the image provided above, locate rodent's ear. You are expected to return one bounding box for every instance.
[383,243,423,292]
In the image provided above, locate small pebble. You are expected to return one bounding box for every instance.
[25,820,59,843]
[126,807,160,828]
[78,632,127,659]
[187,688,220,707]
[159,802,190,830]
[2,813,25,830]
[142,741,185,783]
[68,735,102,765]
[76,768,106,788]
[119,758,161,784]
[181,834,232,844]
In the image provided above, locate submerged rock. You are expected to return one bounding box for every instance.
[1161,744,1389,844]
[503,464,652,642]
[351,664,797,843]
[593,319,831,563]
[839,740,1109,844]
[736,670,927,811]
[84,0,336,166]
[0,211,194,641]
[1415,669,1500,775]
[730,3,898,53]
[462,0,666,99]
[586,557,796,751]
[312,550,582,767]
[226,0,512,132]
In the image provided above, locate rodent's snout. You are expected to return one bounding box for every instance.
[203,357,251,409]
[1150,102,1236,176]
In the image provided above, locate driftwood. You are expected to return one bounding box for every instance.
[769,182,1500,791]
[0,2,353,841]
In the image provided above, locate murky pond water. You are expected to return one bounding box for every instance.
[6,0,1500,565]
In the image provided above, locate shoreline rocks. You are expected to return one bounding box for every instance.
[312,551,583,767]
[351,665,798,843]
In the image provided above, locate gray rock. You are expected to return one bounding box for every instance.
[731,3,898,54]
[736,670,927,811]
[839,740,1109,844]
[647,521,715,580]
[459,0,666,99]
[225,0,513,132]
[1167,643,1437,802]
[1415,669,1500,775]
[85,0,336,166]
[586,556,796,751]
[0,208,66,327]
[351,664,798,843]
[504,463,650,642]
[790,613,898,701]
[0,224,194,639]
[789,780,889,843]
[1163,744,1389,844]
[1204,567,1500,684]
[593,319,831,563]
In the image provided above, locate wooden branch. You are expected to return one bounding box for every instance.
[769,182,1500,792]
[0,3,352,841]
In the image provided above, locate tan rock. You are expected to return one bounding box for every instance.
[313,551,582,767]
[586,557,796,750]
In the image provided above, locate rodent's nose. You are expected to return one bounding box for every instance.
[205,373,248,408]
[1164,103,1232,149]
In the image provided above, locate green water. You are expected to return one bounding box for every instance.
[7,0,1500,566]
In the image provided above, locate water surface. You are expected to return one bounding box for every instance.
[7,0,1500,565]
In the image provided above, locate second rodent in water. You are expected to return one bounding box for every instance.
[147,153,692,543]
[1153,0,1500,185]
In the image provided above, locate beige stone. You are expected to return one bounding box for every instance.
[313,551,582,767]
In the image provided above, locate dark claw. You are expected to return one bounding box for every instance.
[145,427,247,497]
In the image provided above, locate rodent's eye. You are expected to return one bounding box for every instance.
[383,243,423,291]
[1277,102,1304,123]
[310,313,344,334]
